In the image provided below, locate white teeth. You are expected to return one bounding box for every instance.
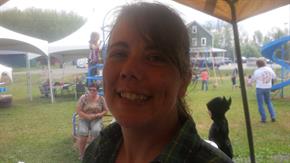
[120,92,148,101]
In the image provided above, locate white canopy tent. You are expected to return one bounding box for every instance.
[47,1,123,63]
[47,5,119,89]
[0,26,55,103]
[0,26,48,55]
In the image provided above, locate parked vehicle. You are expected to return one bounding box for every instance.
[76,58,88,68]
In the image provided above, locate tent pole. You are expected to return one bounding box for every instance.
[62,54,65,83]
[210,49,218,87]
[26,53,32,101]
[233,22,255,163]
[47,55,54,103]
[228,1,255,162]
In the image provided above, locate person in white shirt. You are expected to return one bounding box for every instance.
[251,59,276,123]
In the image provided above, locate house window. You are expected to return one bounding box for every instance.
[201,37,206,46]
[192,26,197,33]
[192,38,197,46]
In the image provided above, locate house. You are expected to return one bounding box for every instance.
[187,21,227,68]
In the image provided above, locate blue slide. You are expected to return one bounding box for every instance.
[261,35,290,91]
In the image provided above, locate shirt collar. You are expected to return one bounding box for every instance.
[151,119,200,162]
[105,119,200,163]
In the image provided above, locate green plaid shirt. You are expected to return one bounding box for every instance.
[83,119,233,163]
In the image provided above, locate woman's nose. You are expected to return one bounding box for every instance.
[120,56,141,81]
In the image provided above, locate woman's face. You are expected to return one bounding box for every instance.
[88,87,98,97]
[103,19,188,128]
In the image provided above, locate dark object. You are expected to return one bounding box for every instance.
[260,120,266,123]
[39,80,50,97]
[0,94,12,108]
[207,96,233,159]
[76,81,86,98]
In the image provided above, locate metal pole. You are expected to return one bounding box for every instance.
[47,55,54,103]
[280,47,285,98]
[227,1,256,162]
[26,53,32,101]
[28,55,32,101]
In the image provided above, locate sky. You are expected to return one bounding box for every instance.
[1,0,290,37]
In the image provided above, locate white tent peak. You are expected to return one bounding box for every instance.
[0,26,48,56]
[48,9,107,62]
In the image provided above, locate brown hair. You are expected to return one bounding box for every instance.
[109,2,192,120]
[88,82,99,90]
[256,59,266,68]
[89,32,99,44]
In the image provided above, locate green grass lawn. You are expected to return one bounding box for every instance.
[0,71,290,163]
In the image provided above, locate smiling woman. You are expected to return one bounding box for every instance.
[82,2,233,163]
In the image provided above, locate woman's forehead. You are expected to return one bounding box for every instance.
[109,19,145,44]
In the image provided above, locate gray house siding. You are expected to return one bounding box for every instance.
[187,21,227,67]
[187,21,212,49]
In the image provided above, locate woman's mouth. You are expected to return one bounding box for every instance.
[118,91,149,101]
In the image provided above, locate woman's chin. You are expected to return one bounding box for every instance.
[115,116,150,129]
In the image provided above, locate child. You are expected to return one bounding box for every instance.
[207,96,233,158]
[89,32,100,64]
[246,75,253,87]
[200,68,209,91]
[88,32,100,76]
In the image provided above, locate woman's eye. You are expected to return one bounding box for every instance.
[108,49,127,59]
[146,52,167,63]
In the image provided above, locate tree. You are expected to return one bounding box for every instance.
[204,20,235,60]
[241,43,261,58]
[0,8,86,42]
[253,30,263,46]
[201,20,289,61]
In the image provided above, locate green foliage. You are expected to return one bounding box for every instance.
[0,8,86,42]
[204,20,235,60]
[241,43,261,58]
[203,20,290,62]
[253,30,263,46]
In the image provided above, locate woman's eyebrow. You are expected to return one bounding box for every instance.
[145,44,159,51]
[109,41,128,49]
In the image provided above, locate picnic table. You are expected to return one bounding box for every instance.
[53,83,75,96]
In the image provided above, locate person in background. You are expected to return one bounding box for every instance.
[251,59,276,123]
[231,67,238,89]
[83,2,233,163]
[76,83,108,160]
[246,74,253,87]
[88,32,100,75]
[0,72,12,84]
[39,79,50,97]
[200,68,209,91]
[207,96,233,158]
